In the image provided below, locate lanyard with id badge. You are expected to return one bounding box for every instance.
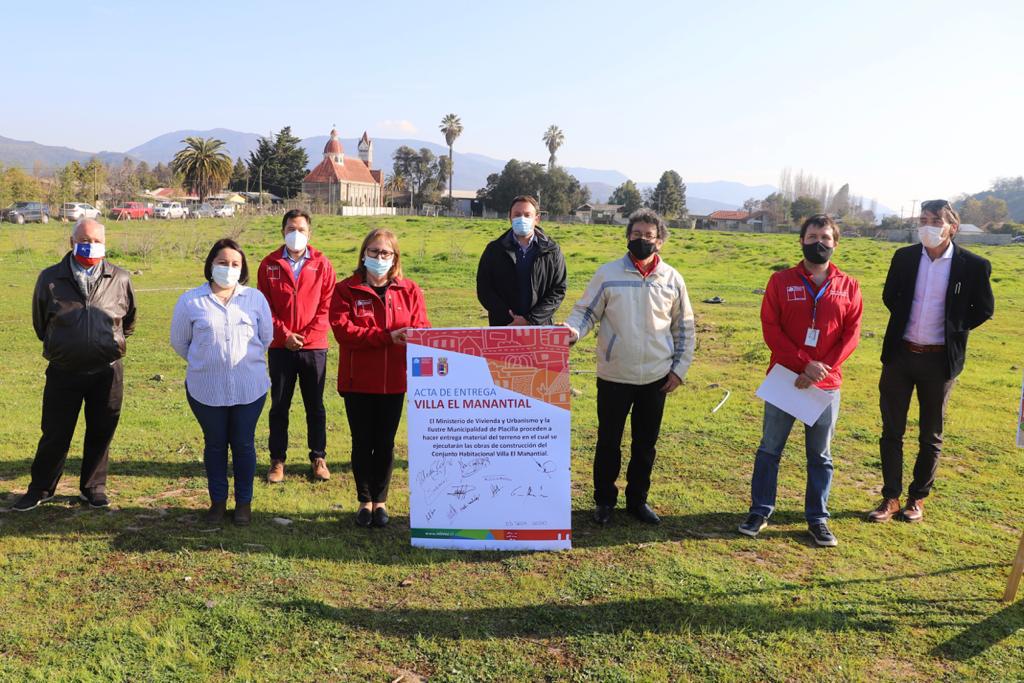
[800,275,831,348]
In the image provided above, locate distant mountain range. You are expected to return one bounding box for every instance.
[0,134,130,168]
[3,128,788,211]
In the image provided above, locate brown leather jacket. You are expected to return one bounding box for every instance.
[32,253,137,371]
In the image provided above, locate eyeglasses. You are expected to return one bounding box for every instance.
[365,248,395,259]
[629,232,658,241]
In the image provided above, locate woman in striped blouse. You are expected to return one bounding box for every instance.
[170,238,273,526]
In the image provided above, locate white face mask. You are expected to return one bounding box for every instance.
[211,265,241,288]
[511,216,534,237]
[285,230,308,252]
[363,256,393,278]
[918,225,947,249]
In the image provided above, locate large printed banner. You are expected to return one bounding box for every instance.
[405,327,573,550]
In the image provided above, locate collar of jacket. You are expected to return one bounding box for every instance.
[500,227,556,253]
[274,244,323,265]
[61,251,114,280]
[619,253,667,278]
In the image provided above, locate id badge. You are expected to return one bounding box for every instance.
[804,328,819,348]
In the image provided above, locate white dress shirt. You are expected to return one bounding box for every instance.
[903,242,954,345]
[170,283,273,406]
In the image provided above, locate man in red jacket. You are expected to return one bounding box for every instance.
[738,214,863,547]
[257,209,336,483]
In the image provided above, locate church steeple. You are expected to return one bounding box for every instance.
[323,126,344,164]
[358,131,373,167]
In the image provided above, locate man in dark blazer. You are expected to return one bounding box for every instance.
[868,199,994,523]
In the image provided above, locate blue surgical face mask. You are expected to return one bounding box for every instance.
[364,255,393,278]
[511,216,534,237]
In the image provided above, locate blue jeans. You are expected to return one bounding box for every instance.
[749,391,839,524]
[187,391,267,503]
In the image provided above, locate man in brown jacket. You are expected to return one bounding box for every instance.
[12,218,137,511]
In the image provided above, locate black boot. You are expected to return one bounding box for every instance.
[233,502,252,527]
[205,500,227,524]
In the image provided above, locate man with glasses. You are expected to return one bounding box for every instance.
[476,195,566,326]
[564,208,695,526]
[257,209,336,484]
[868,199,994,523]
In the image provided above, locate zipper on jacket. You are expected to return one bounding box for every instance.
[383,288,391,393]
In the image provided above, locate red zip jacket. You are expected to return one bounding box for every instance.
[761,261,863,390]
[329,274,430,394]
[257,246,336,350]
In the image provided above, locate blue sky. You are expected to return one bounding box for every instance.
[7,0,1023,210]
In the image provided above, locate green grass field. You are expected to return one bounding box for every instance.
[0,215,1022,682]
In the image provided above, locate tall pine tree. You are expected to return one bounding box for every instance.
[246,127,309,198]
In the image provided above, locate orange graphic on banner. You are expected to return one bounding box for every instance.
[407,327,572,409]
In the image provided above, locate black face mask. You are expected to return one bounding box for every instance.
[802,241,833,265]
[628,238,657,260]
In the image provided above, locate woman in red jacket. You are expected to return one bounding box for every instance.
[329,228,430,528]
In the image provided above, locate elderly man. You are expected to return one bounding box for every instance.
[476,195,566,326]
[564,208,695,525]
[13,218,136,511]
[867,199,994,523]
[257,209,336,483]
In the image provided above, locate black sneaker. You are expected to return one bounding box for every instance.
[79,491,110,509]
[808,522,838,547]
[738,513,767,538]
[11,490,54,512]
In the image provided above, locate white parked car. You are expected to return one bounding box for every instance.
[192,203,235,218]
[59,202,101,221]
[154,202,188,219]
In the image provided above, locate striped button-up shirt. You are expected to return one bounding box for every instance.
[170,283,273,407]
[903,242,953,346]
[283,246,309,279]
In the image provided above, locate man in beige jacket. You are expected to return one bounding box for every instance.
[564,208,695,526]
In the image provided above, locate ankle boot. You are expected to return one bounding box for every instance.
[204,500,227,524]
[233,501,252,527]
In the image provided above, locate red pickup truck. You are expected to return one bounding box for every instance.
[110,202,153,220]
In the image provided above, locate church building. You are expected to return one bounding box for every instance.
[302,127,383,207]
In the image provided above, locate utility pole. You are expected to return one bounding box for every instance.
[910,199,918,225]
[258,165,263,212]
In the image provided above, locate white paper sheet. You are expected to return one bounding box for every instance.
[755,364,834,426]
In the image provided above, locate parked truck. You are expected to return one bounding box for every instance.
[154,202,188,219]
[110,202,153,221]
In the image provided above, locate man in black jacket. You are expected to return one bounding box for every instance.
[868,199,994,523]
[12,218,137,512]
[476,195,566,326]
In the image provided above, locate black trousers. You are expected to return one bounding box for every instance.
[29,361,123,495]
[879,346,956,500]
[268,348,328,462]
[594,376,668,507]
[342,392,404,503]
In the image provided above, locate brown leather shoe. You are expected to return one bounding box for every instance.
[204,500,227,524]
[267,460,285,484]
[901,498,925,523]
[233,502,252,526]
[311,457,330,482]
[867,497,901,523]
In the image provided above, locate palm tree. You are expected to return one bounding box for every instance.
[384,173,407,208]
[170,137,232,203]
[439,113,463,209]
[542,125,564,171]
